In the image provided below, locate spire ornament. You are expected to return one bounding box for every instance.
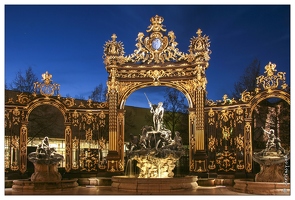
[103,34,125,65]
[187,28,211,64]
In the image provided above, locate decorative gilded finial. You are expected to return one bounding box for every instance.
[197,29,202,36]
[103,34,125,62]
[188,29,211,63]
[264,62,277,77]
[111,33,117,41]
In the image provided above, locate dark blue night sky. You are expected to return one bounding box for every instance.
[4,4,291,108]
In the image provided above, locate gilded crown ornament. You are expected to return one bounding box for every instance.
[33,71,60,98]
[147,15,166,32]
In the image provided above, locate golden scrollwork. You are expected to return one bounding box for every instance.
[116,66,201,80]
[220,94,237,105]
[63,97,76,107]
[87,99,93,108]
[222,126,232,140]
[6,97,15,104]
[4,110,11,129]
[99,137,106,151]
[240,90,253,103]
[16,93,30,104]
[85,128,93,142]
[208,161,216,170]
[80,149,99,172]
[208,135,217,152]
[216,149,236,172]
[11,135,19,149]
[93,102,108,109]
[71,110,79,126]
[107,68,119,94]
[206,99,217,106]
[256,62,288,92]
[98,110,106,119]
[208,108,215,125]
[82,112,95,125]
[146,69,166,82]
[12,107,21,125]
[235,106,244,123]
[193,65,207,90]
[219,109,234,123]
[234,134,244,151]
[236,160,245,170]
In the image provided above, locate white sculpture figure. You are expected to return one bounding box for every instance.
[150,102,164,132]
[144,93,164,131]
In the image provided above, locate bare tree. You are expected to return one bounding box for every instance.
[89,83,107,102]
[163,87,188,143]
[231,58,261,99]
[74,94,86,100]
[9,66,38,93]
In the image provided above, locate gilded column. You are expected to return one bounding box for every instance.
[188,108,196,171]
[117,109,125,163]
[192,64,207,151]
[195,89,205,150]
[103,33,125,152]
[64,124,72,172]
[103,34,125,172]
[187,28,211,173]
[107,68,118,151]
[244,119,252,173]
[19,123,28,174]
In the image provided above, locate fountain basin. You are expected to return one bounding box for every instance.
[234,179,290,195]
[111,176,198,194]
[12,179,79,191]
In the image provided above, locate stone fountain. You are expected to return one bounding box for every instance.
[111,101,198,194]
[234,128,290,195]
[12,137,78,191]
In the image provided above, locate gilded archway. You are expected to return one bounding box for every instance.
[103,15,211,172]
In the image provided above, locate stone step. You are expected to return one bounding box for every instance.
[197,178,234,186]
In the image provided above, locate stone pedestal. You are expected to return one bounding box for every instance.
[255,162,285,182]
[31,163,62,182]
[253,151,289,182]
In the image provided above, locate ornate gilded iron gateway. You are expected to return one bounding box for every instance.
[4,15,289,179]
